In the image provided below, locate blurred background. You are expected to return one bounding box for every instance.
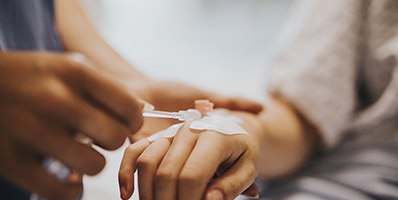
[80,0,294,199]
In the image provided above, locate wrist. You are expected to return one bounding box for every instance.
[255,98,319,179]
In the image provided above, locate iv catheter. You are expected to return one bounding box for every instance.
[143,109,202,121]
[140,99,204,121]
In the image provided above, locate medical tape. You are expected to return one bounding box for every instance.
[147,109,248,142]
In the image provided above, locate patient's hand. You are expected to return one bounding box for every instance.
[119,111,264,200]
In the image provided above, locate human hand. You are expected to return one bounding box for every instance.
[0,52,143,199]
[119,112,264,200]
[126,81,263,142]
[136,80,263,113]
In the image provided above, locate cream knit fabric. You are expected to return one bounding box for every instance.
[268,0,398,148]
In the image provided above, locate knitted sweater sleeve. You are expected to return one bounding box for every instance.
[267,0,366,148]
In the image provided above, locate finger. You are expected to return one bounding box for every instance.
[178,132,231,200]
[130,117,177,142]
[241,183,260,199]
[60,96,132,150]
[80,70,143,132]
[61,55,144,132]
[210,95,263,114]
[119,139,150,200]
[137,138,171,200]
[3,107,105,175]
[205,153,257,200]
[0,141,83,200]
[155,124,199,200]
[31,83,132,150]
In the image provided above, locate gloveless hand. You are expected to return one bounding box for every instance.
[0,52,143,199]
[119,111,264,200]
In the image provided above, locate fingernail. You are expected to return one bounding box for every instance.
[120,185,127,199]
[244,193,260,199]
[138,99,155,111]
[244,190,260,199]
[206,189,224,200]
[244,188,260,199]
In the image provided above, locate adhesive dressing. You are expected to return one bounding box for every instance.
[147,109,248,142]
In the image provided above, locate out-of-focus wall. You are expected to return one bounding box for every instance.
[82,0,293,101]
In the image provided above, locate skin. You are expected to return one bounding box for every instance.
[0,52,143,200]
[119,98,320,200]
[57,0,264,141]
[0,0,263,199]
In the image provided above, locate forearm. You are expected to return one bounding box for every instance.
[54,0,148,82]
[249,98,320,179]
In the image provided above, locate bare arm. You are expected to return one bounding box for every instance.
[55,0,148,82]
[255,97,319,179]
[54,0,264,115]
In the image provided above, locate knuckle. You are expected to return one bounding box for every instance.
[59,56,96,85]
[63,53,88,69]
[59,55,86,77]
[136,154,156,169]
[31,96,73,129]
[129,134,143,142]
[38,79,70,109]
[125,143,141,154]
[125,144,139,154]
[155,167,177,183]
[179,170,202,185]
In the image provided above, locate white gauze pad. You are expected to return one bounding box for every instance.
[147,109,248,142]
